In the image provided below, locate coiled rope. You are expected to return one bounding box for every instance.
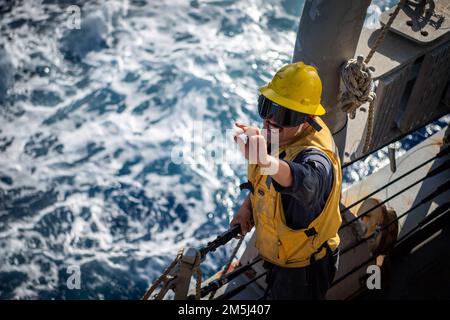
[339,0,406,154]
[339,55,377,154]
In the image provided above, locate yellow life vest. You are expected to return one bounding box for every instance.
[247,117,342,268]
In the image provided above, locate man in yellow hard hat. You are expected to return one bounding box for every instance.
[231,61,342,300]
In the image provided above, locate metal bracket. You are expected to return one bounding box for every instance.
[388,143,397,173]
[379,0,450,44]
[173,247,200,300]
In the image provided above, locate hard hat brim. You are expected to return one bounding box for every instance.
[258,86,326,116]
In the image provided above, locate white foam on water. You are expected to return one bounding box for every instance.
[0,0,448,299]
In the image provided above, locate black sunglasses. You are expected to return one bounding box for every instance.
[257,95,308,128]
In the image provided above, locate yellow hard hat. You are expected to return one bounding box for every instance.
[259,61,326,116]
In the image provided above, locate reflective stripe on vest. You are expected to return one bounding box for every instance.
[248,117,342,268]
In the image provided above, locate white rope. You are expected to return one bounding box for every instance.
[339,55,377,153]
[339,55,376,120]
[338,0,405,154]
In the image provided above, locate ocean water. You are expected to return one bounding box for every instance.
[0,0,447,299]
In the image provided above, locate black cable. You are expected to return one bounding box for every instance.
[394,200,450,249]
[188,256,263,299]
[340,145,450,225]
[340,179,450,255]
[340,156,450,230]
[206,169,450,299]
[341,115,449,169]
[214,271,267,300]
[382,180,450,233]
[331,254,376,287]
[332,198,450,288]
[162,144,450,299]
[199,224,241,258]
[198,152,449,298]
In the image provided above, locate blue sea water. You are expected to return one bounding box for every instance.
[0,0,447,299]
